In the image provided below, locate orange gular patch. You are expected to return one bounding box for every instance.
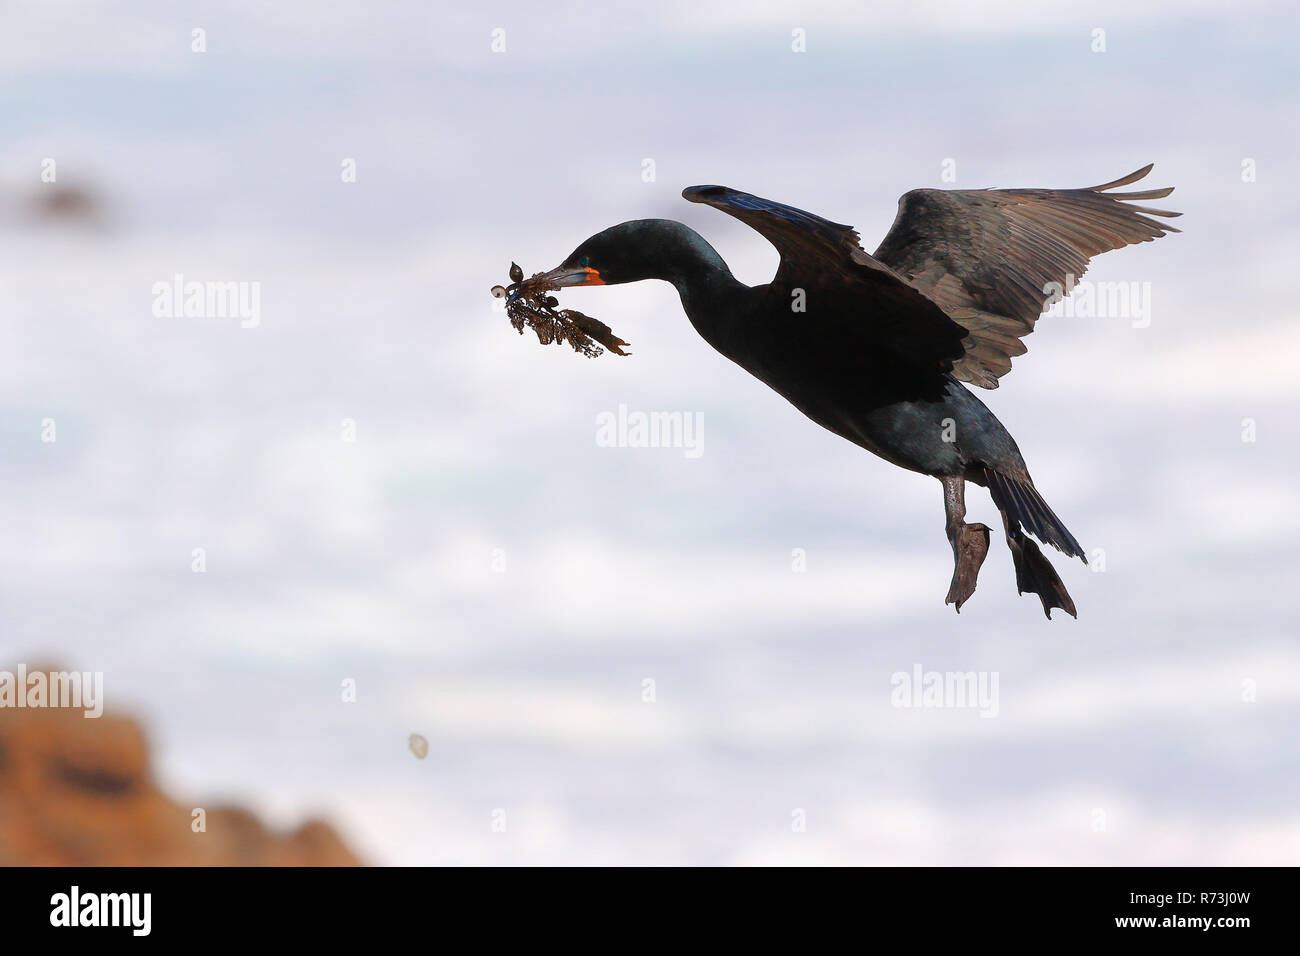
[577,266,605,285]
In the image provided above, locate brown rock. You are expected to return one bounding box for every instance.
[0,666,363,866]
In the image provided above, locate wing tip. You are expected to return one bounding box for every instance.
[682,185,728,203]
[1090,163,1160,192]
[1091,165,1181,226]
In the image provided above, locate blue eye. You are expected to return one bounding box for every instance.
[578,256,590,268]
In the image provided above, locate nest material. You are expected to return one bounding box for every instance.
[491,262,630,358]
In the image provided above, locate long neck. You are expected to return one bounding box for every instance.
[652,226,750,338]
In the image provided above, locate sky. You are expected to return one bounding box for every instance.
[1,1,1298,865]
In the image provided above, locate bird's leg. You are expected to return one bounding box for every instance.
[942,475,990,612]
[999,510,1078,619]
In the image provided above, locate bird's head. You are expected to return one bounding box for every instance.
[534,220,708,289]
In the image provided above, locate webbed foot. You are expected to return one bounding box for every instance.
[1007,531,1077,619]
[945,521,990,612]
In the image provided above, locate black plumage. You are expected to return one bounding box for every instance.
[520,167,1180,617]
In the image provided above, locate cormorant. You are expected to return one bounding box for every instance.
[520,166,1179,617]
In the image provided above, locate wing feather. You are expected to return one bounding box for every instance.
[682,185,969,372]
[873,165,1181,387]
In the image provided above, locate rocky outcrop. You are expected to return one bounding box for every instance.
[0,669,363,866]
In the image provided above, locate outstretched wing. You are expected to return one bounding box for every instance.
[873,165,1181,388]
[682,185,968,372]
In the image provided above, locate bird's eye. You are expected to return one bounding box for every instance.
[578,256,591,268]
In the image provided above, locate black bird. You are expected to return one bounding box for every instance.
[526,166,1179,616]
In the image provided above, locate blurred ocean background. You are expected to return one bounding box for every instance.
[1,0,1297,864]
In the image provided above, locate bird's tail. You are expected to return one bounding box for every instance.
[985,469,1086,561]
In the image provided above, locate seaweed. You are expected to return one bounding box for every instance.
[491,262,630,358]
